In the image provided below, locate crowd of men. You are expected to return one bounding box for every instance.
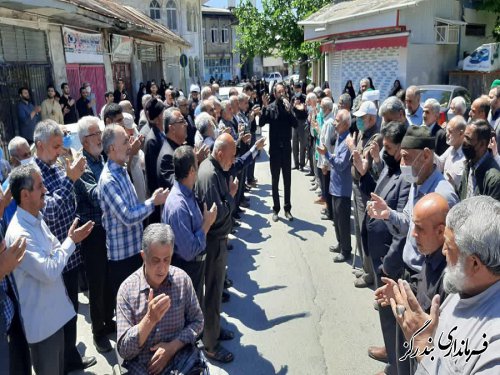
[2,74,500,375]
[2,79,270,374]
[299,78,500,375]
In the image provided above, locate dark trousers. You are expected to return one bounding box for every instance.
[292,119,307,168]
[202,237,228,352]
[307,134,315,172]
[332,196,352,256]
[81,225,114,337]
[172,254,206,305]
[30,327,65,375]
[269,145,292,213]
[62,267,82,368]
[352,183,375,281]
[374,274,398,375]
[247,133,257,183]
[8,312,31,375]
[235,168,246,208]
[108,254,143,306]
[323,171,333,219]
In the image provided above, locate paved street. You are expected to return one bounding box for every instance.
[73,127,383,375]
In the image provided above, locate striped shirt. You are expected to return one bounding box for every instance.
[116,266,203,372]
[97,159,154,261]
[35,158,81,272]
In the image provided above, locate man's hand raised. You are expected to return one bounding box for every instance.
[68,218,94,244]
[367,193,391,220]
[229,176,238,197]
[66,155,87,182]
[0,237,27,278]
[151,188,169,206]
[255,137,267,151]
[146,288,171,326]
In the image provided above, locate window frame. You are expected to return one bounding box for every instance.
[211,28,218,43]
[149,0,161,20]
[165,0,178,31]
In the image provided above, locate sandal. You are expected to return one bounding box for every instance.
[204,344,234,363]
[218,328,234,341]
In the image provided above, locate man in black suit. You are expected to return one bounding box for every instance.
[144,98,166,223]
[157,108,187,190]
[459,119,500,201]
[363,121,411,375]
[260,83,297,221]
[422,98,447,156]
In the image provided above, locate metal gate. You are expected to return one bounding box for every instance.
[112,63,133,103]
[65,64,107,115]
[0,64,52,142]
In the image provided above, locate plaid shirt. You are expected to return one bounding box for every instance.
[35,158,81,272]
[0,277,14,331]
[97,159,154,261]
[74,150,105,225]
[116,265,203,372]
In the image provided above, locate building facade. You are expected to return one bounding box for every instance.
[300,0,497,101]
[118,0,205,91]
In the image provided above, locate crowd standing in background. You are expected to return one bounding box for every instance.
[0,75,499,375]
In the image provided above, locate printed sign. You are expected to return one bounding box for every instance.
[112,34,133,62]
[63,27,104,64]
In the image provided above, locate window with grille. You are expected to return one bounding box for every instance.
[166,0,178,31]
[221,28,229,44]
[150,0,161,20]
[211,28,218,43]
[465,24,486,37]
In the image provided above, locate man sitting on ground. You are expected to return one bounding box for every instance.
[116,223,204,374]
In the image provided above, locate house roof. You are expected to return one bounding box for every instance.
[59,0,190,46]
[299,0,427,26]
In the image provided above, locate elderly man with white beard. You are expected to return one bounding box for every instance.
[382,196,500,374]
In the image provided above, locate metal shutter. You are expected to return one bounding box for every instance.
[0,25,48,63]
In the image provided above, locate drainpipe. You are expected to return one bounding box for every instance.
[456,0,464,67]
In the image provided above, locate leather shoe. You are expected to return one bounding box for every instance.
[240,200,250,208]
[233,220,241,227]
[272,213,279,222]
[93,335,112,353]
[222,290,230,303]
[65,356,97,373]
[306,172,315,177]
[237,207,246,214]
[309,184,318,191]
[285,211,293,221]
[224,278,233,289]
[368,346,388,363]
[292,166,299,170]
[320,214,332,220]
[333,253,351,263]
[329,245,341,253]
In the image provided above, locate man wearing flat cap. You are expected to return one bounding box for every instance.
[367,125,458,375]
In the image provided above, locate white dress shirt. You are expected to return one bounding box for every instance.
[5,207,76,344]
[437,145,465,190]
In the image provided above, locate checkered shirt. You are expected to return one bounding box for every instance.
[0,277,14,331]
[35,158,81,272]
[97,160,154,261]
[116,265,203,372]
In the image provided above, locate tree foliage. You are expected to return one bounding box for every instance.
[476,0,500,41]
[233,0,331,64]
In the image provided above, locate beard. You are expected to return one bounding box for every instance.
[443,256,466,294]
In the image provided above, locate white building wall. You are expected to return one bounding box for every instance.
[406,44,457,85]
[460,8,497,57]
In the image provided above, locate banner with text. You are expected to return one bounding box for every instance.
[63,27,104,64]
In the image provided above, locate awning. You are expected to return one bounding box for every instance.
[320,32,409,53]
[434,17,467,26]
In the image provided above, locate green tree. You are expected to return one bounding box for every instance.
[234,0,330,79]
[475,0,500,41]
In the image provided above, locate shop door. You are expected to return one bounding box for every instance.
[0,64,52,141]
[79,65,106,115]
[112,63,133,103]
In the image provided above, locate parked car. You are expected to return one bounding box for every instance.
[417,85,472,125]
[263,72,283,82]
[218,86,243,101]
